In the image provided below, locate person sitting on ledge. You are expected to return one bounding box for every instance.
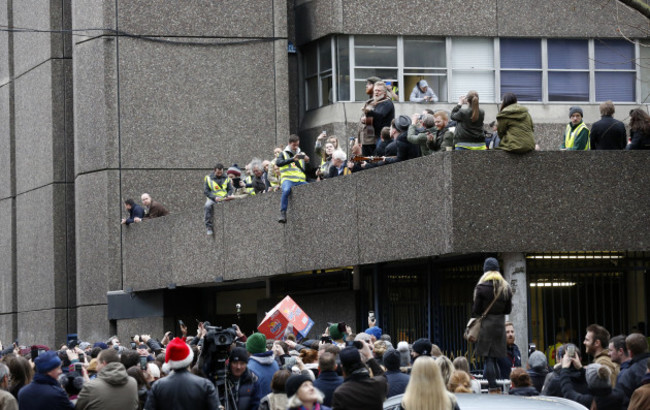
[203,163,233,236]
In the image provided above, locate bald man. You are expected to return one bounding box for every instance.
[140,193,169,220]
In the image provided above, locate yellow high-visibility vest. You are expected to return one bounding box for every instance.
[279,152,306,183]
[205,175,230,198]
[564,123,590,150]
[244,175,256,195]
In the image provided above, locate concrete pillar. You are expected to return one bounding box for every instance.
[502,252,529,366]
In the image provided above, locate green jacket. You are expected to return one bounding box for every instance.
[407,124,439,156]
[496,103,536,153]
[560,121,590,150]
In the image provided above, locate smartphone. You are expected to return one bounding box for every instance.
[321,336,333,344]
[30,346,38,360]
[130,342,137,349]
[74,362,83,373]
[567,345,576,358]
[368,311,375,321]
[140,356,148,370]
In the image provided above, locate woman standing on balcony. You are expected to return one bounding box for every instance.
[450,90,486,150]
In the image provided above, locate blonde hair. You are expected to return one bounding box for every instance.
[466,91,480,122]
[448,370,472,393]
[435,355,455,386]
[402,356,453,410]
[476,271,510,301]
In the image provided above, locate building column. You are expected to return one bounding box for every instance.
[502,252,529,366]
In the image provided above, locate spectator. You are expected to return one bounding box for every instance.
[433,110,455,151]
[203,163,233,235]
[590,101,626,149]
[471,257,513,393]
[259,369,291,410]
[18,351,74,410]
[266,148,283,191]
[286,374,331,410]
[409,80,438,103]
[400,356,459,410]
[316,142,335,180]
[328,323,349,348]
[451,91,486,150]
[527,350,549,393]
[509,367,539,396]
[5,355,31,399]
[382,115,420,166]
[227,165,250,199]
[374,126,392,157]
[373,341,388,363]
[407,113,438,156]
[609,335,631,381]
[486,121,499,149]
[542,343,588,398]
[451,357,481,393]
[121,199,144,225]
[59,371,83,405]
[140,193,169,220]
[435,356,455,387]
[313,352,342,407]
[495,92,535,154]
[396,342,411,369]
[628,358,650,410]
[584,324,618,386]
[561,360,622,410]
[561,106,590,150]
[76,347,139,409]
[626,108,650,150]
[126,366,151,410]
[328,150,355,177]
[276,134,309,223]
[0,363,17,410]
[383,349,410,398]
[248,158,268,194]
[411,338,432,362]
[447,370,473,393]
[226,347,262,410]
[246,333,280,398]
[615,333,650,409]
[497,321,522,380]
[145,338,218,410]
[361,81,395,156]
[331,343,387,410]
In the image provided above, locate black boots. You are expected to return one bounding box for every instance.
[278,211,287,223]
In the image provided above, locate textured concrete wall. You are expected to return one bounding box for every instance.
[296,0,648,45]
[122,151,650,291]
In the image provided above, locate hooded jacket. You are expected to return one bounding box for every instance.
[247,351,280,398]
[75,362,138,410]
[18,373,75,410]
[496,103,536,153]
[560,369,623,410]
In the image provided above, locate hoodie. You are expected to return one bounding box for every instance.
[247,351,279,398]
[75,362,139,410]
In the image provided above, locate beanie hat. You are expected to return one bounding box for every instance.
[229,347,249,364]
[227,165,241,177]
[569,106,583,118]
[585,364,611,390]
[285,374,312,398]
[528,351,547,370]
[383,349,401,371]
[367,76,381,84]
[394,115,412,132]
[397,341,411,367]
[78,342,91,350]
[483,257,500,272]
[162,337,194,373]
[418,80,429,88]
[329,323,345,341]
[93,342,109,350]
[412,338,432,356]
[34,350,62,373]
[364,326,382,340]
[339,346,362,369]
[246,333,267,354]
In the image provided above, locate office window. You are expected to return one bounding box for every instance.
[548,39,589,101]
[336,36,350,102]
[354,36,397,101]
[451,38,495,102]
[500,38,542,101]
[404,37,447,102]
[303,37,334,110]
[594,39,635,101]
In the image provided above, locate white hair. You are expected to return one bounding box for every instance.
[332,149,347,161]
[286,387,325,408]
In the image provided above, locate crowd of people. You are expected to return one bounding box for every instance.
[1,258,649,410]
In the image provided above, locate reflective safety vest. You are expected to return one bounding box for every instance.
[564,123,590,150]
[279,152,306,183]
[244,175,256,196]
[205,175,230,198]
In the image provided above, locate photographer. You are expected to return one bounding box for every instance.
[331,341,387,409]
[226,347,262,410]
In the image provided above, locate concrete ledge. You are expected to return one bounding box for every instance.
[122,151,650,291]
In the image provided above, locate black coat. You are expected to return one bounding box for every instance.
[366,100,395,140]
[472,281,512,358]
[144,369,218,410]
[528,367,549,393]
[614,352,650,408]
[561,370,623,410]
[314,371,344,407]
[18,374,74,410]
[626,129,650,150]
[126,204,145,225]
[509,386,539,396]
[590,116,627,149]
[385,370,410,398]
[543,366,588,398]
[332,359,387,410]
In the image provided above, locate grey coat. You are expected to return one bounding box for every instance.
[472,281,513,358]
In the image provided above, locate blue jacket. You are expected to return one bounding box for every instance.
[614,352,650,409]
[385,370,410,398]
[313,371,343,407]
[497,343,522,379]
[229,368,262,410]
[18,373,74,410]
[247,351,279,398]
[126,204,145,225]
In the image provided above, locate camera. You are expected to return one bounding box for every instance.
[140,356,148,370]
[74,362,83,373]
[201,325,240,410]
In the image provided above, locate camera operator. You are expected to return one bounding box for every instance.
[226,347,262,410]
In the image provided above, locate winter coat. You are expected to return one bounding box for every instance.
[313,370,344,407]
[594,349,619,387]
[125,204,145,225]
[144,368,218,410]
[528,367,549,393]
[144,201,169,219]
[472,280,512,358]
[229,368,262,410]
[450,105,485,145]
[384,130,420,165]
[203,172,233,201]
[332,358,387,410]
[614,352,650,409]
[75,362,139,410]
[364,99,395,144]
[509,386,539,396]
[629,372,650,410]
[406,125,438,156]
[543,366,588,398]
[497,343,522,379]
[18,373,75,410]
[560,369,623,410]
[247,351,280,398]
[626,129,650,150]
[385,370,410,398]
[0,390,17,410]
[495,103,535,153]
[258,392,287,410]
[590,115,627,150]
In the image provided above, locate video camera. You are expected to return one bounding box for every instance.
[201,325,240,410]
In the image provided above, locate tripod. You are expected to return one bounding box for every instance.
[216,377,238,410]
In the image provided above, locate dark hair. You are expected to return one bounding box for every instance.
[214,163,224,171]
[6,356,32,393]
[289,134,300,143]
[609,335,628,355]
[274,340,289,354]
[319,352,337,372]
[626,333,649,356]
[510,367,532,388]
[424,109,435,116]
[324,344,341,355]
[500,93,517,112]
[586,324,610,349]
[124,199,136,207]
[98,348,120,364]
[90,347,102,359]
[127,366,151,390]
[467,91,480,122]
[489,121,496,128]
[270,369,291,393]
[629,108,650,134]
[380,126,391,141]
[120,350,140,369]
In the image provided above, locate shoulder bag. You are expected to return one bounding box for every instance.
[464,294,499,343]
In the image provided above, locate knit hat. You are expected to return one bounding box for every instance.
[285,374,312,398]
[163,337,194,373]
[364,326,382,340]
[383,349,401,371]
[78,342,91,350]
[412,338,432,356]
[229,347,249,363]
[339,346,363,369]
[34,351,62,373]
[483,257,500,272]
[329,323,345,341]
[246,333,267,354]
[585,364,611,390]
[394,115,411,132]
[397,341,411,367]
[367,76,381,84]
[227,165,241,177]
[569,106,583,118]
[528,351,547,370]
[93,342,109,350]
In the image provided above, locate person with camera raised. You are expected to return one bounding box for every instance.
[331,341,387,410]
[226,347,262,410]
[276,134,309,223]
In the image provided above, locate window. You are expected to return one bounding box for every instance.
[548,39,589,102]
[304,37,333,110]
[353,36,397,101]
[404,37,447,102]
[500,39,542,102]
[451,38,495,102]
[594,39,635,102]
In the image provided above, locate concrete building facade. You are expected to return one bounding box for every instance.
[1,1,649,365]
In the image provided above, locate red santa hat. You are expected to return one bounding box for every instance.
[163,338,194,373]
